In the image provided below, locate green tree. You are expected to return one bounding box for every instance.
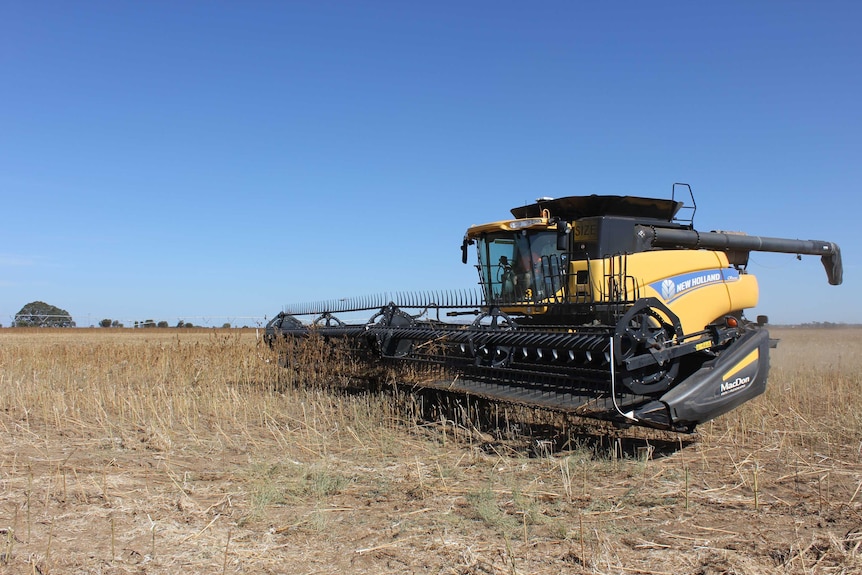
[99,318,112,328]
[14,301,75,327]
[157,321,169,328]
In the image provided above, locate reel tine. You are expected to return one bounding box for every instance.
[283,285,489,316]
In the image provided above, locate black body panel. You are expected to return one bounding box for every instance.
[659,328,770,426]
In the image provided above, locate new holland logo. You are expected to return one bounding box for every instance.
[651,268,734,303]
[661,279,676,300]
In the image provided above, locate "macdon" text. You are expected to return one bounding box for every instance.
[720,376,750,395]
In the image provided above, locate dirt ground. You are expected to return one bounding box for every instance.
[1,328,860,574]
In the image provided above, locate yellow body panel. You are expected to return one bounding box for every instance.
[725,274,759,314]
[570,250,759,333]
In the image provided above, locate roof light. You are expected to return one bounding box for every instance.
[509,218,545,230]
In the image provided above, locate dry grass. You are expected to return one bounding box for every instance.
[0,326,860,574]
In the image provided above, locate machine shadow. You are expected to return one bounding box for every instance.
[349,382,696,460]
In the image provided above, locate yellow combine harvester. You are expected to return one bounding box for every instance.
[266,184,842,432]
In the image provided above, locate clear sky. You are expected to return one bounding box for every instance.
[2,1,859,327]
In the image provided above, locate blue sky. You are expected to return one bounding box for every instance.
[2,1,858,326]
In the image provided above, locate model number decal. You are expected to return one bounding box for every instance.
[573,222,598,242]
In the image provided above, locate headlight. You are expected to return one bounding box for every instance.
[508,218,545,230]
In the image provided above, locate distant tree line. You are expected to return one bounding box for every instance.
[102,319,199,328]
[6,301,242,329]
[98,320,235,328]
[791,322,859,329]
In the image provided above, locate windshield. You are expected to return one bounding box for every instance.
[476,231,567,304]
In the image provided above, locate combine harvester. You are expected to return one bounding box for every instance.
[266,184,842,432]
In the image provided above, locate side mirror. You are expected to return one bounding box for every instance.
[556,220,570,251]
[461,237,471,264]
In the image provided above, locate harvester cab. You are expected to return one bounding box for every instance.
[268,185,842,433]
[468,219,568,306]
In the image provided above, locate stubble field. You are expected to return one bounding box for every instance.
[0,326,860,574]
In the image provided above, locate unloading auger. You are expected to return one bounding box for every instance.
[265,184,842,432]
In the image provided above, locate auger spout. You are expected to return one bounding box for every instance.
[634,225,843,285]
